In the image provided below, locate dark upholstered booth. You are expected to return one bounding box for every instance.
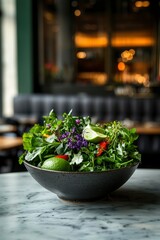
[13,94,160,122]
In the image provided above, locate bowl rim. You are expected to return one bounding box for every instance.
[24,160,139,174]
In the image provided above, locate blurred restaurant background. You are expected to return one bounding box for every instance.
[0,0,160,173]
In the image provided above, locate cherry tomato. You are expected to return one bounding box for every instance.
[96,141,108,157]
[55,155,69,160]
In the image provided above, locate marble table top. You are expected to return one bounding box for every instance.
[0,169,160,240]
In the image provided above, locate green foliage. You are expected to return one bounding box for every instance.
[19,110,141,171]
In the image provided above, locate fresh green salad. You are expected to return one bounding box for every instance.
[19,110,141,172]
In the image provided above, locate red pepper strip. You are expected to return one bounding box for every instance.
[96,141,108,157]
[55,155,69,160]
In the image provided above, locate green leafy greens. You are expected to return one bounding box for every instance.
[19,110,141,171]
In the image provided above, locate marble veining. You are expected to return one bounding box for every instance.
[0,169,160,240]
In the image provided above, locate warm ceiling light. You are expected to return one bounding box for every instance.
[76,51,86,59]
[143,1,150,7]
[135,1,143,8]
[112,33,154,47]
[72,1,78,7]
[74,9,81,16]
[129,49,135,55]
[75,32,154,48]
[135,0,150,8]
[121,50,134,62]
[75,33,108,48]
[118,62,126,71]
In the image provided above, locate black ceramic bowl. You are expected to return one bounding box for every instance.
[24,161,139,201]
